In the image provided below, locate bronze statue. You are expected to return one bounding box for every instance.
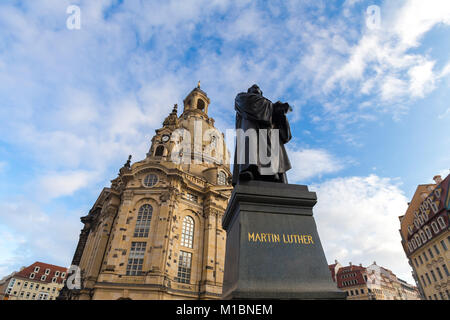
[232,84,292,186]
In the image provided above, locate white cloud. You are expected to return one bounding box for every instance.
[287,148,343,182]
[380,76,408,101]
[0,0,447,281]
[38,170,97,199]
[0,199,83,272]
[311,175,413,283]
[408,60,436,98]
[441,62,450,77]
[323,0,450,114]
[391,0,450,48]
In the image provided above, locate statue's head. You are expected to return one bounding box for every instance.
[247,84,263,96]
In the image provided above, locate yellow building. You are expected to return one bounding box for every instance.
[0,262,67,300]
[59,85,233,300]
[399,174,450,300]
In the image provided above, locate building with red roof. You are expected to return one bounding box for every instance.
[329,260,421,300]
[0,262,68,300]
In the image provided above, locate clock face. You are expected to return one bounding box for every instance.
[162,134,170,142]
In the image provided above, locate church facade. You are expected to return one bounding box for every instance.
[59,85,233,300]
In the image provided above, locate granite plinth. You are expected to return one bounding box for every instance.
[222,181,346,300]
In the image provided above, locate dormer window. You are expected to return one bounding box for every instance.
[45,269,50,275]
[34,266,40,273]
[425,226,432,239]
[30,273,35,279]
[407,225,413,235]
[41,275,46,281]
[437,217,446,229]
[431,222,439,233]
[419,230,427,243]
[55,271,60,277]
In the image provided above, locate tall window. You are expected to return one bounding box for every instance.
[434,244,440,255]
[419,231,427,243]
[425,226,432,239]
[134,204,153,237]
[437,217,446,229]
[420,275,426,287]
[436,267,443,280]
[430,270,437,282]
[177,251,192,284]
[218,171,227,185]
[181,216,194,248]
[441,240,448,251]
[425,273,431,284]
[126,242,146,276]
[442,264,449,277]
[155,145,165,157]
[431,222,439,233]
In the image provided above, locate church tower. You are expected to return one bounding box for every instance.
[60,85,233,300]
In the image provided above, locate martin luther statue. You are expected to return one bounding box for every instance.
[232,84,292,186]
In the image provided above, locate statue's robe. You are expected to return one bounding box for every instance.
[232,92,292,186]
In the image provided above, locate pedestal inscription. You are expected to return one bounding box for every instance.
[222,181,346,300]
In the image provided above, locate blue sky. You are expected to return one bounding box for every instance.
[0,0,449,284]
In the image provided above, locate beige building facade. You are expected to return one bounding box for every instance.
[59,85,233,300]
[399,174,450,300]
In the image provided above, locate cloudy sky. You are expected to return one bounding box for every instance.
[0,0,449,284]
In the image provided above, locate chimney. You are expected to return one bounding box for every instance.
[349,262,352,266]
[433,175,442,185]
[335,259,338,264]
[373,261,377,265]
[359,263,362,267]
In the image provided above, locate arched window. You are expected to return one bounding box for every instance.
[181,216,194,248]
[437,217,446,229]
[419,230,427,243]
[218,171,227,185]
[425,226,432,239]
[134,204,153,237]
[415,234,422,246]
[197,99,205,110]
[430,200,439,214]
[431,222,439,233]
[155,145,165,157]
[434,188,441,199]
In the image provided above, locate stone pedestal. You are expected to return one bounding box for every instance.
[222,181,346,300]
